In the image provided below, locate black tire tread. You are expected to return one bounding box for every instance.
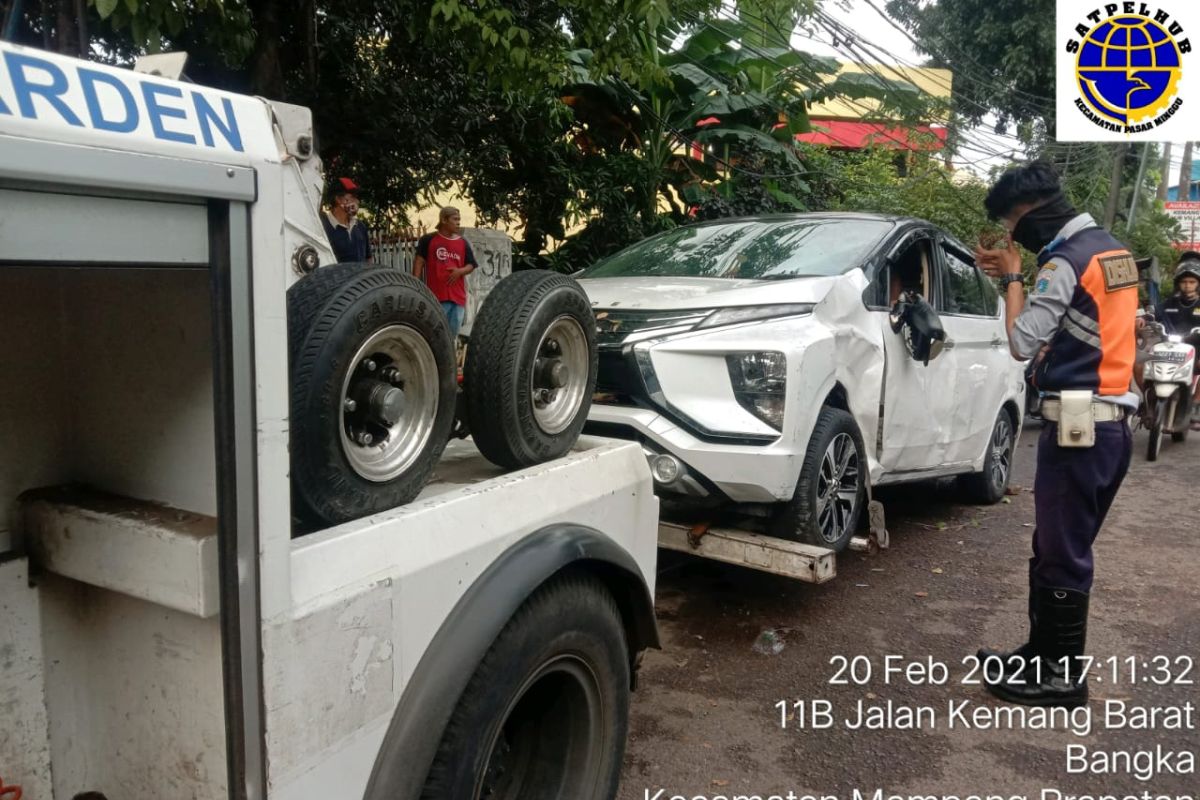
[420,573,629,800]
[287,262,386,361]
[464,270,598,469]
[959,407,1015,505]
[770,407,864,551]
[290,268,455,525]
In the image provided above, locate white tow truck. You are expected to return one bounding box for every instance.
[0,41,658,800]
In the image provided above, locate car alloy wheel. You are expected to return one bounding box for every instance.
[817,432,860,545]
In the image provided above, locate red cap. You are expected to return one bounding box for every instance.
[335,177,361,194]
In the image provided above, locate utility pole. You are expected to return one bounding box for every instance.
[1103,142,1129,229]
[1177,140,1194,201]
[1127,143,1151,230]
[1158,142,1173,202]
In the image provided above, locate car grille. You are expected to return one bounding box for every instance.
[596,351,644,401]
[593,308,711,351]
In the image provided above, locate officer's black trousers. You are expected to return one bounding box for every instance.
[1030,420,1132,593]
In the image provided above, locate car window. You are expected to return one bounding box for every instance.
[938,244,990,316]
[579,218,894,280]
[873,236,932,307]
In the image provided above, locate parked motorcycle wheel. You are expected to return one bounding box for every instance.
[1147,396,1170,461]
[1171,394,1191,443]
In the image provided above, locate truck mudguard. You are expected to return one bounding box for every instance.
[362,523,658,800]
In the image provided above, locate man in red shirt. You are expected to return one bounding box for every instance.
[413,206,478,338]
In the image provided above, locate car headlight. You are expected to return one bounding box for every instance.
[698,304,814,330]
[726,352,787,430]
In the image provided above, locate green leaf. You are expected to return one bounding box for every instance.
[681,20,746,58]
[767,185,807,209]
[96,0,120,19]
[666,63,724,96]
[691,91,775,120]
[694,124,798,160]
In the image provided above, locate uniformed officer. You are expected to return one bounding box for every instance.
[973,162,1138,708]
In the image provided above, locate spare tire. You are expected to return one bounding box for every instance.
[289,267,457,526]
[464,270,598,469]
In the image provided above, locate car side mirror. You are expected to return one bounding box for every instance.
[889,291,947,365]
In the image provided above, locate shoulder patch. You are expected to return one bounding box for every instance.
[1039,261,1057,271]
[1097,253,1138,293]
[1035,278,1051,294]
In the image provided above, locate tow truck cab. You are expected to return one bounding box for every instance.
[0,41,658,799]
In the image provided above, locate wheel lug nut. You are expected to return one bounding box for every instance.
[363,359,377,372]
[355,431,374,446]
[344,398,357,412]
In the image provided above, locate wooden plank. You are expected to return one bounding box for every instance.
[658,522,836,583]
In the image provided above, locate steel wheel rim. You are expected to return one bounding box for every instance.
[530,315,589,435]
[476,655,604,800]
[989,416,1012,492]
[816,432,860,545]
[339,324,439,482]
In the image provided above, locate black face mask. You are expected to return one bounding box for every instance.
[1010,193,1078,254]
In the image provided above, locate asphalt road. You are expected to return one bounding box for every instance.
[619,423,1199,800]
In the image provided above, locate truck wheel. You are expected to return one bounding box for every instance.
[421,574,629,800]
[770,407,865,552]
[958,408,1015,504]
[464,270,598,469]
[289,267,456,525]
[287,262,384,361]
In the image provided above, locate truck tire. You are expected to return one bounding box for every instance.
[289,267,456,525]
[287,262,384,361]
[770,407,865,552]
[464,270,598,469]
[421,573,629,800]
[958,408,1015,504]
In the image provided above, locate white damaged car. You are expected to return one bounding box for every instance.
[579,213,1026,551]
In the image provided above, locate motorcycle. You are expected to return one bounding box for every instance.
[1143,325,1200,461]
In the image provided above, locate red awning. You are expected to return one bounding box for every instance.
[795,120,947,151]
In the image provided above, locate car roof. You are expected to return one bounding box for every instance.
[681,211,909,226]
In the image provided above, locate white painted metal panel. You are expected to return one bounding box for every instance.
[22,488,219,617]
[0,188,208,265]
[0,558,54,798]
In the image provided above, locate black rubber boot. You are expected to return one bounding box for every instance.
[977,589,1037,683]
[985,587,1089,708]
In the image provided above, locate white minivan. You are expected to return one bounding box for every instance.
[580,213,1026,551]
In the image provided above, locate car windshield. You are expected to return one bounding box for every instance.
[579,217,894,280]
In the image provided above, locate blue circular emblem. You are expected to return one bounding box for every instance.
[1076,16,1183,124]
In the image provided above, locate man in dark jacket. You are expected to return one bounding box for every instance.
[1155,255,1200,425]
[321,177,373,264]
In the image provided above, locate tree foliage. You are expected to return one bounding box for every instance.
[886,0,1055,138]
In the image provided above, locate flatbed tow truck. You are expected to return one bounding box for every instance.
[0,41,658,800]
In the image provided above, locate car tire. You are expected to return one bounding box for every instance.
[420,573,630,800]
[464,270,598,469]
[770,407,865,552]
[958,408,1016,504]
[288,267,457,526]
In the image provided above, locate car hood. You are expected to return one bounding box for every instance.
[577,275,841,310]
